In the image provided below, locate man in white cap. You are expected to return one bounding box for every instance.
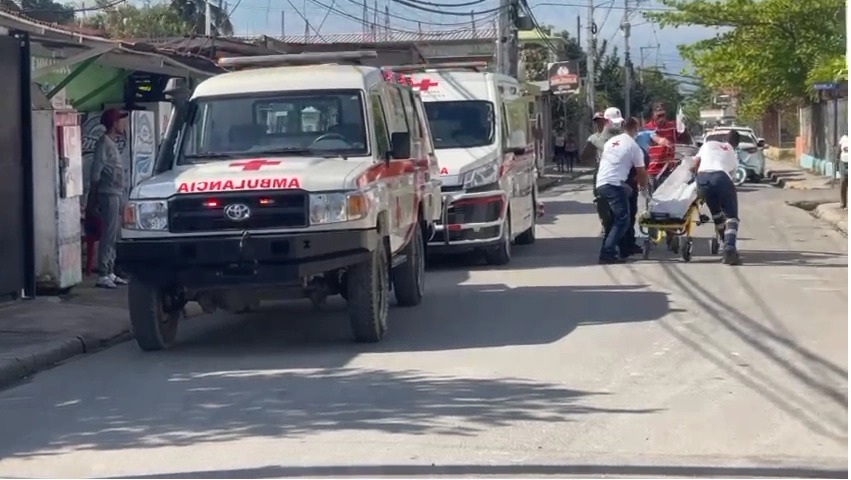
[584,108,626,234]
[595,116,649,263]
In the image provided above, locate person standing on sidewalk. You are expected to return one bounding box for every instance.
[87,109,129,289]
[839,133,848,208]
[553,130,566,172]
[595,116,649,264]
[564,134,578,173]
[692,129,742,266]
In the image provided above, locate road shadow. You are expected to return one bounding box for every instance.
[112,462,849,479]
[537,198,599,225]
[176,282,670,355]
[689,249,847,268]
[428,236,615,269]
[3,366,662,457]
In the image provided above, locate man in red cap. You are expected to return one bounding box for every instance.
[86,108,128,289]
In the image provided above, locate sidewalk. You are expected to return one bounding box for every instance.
[0,276,132,389]
[764,156,847,235]
[537,165,592,192]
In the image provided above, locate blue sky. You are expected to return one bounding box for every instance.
[224,0,720,79]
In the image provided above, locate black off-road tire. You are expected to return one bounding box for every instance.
[346,237,390,343]
[128,280,181,351]
[392,222,425,307]
[485,210,512,265]
[515,194,537,245]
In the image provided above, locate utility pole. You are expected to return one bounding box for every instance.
[576,15,581,50]
[622,0,632,118]
[205,0,212,36]
[281,10,287,37]
[362,0,368,36]
[494,17,503,73]
[384,4,390,41]
[586,0,596,114]
[498,0,510,75]
[506,0,519,78]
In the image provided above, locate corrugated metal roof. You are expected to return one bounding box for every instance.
[238,27,498,45]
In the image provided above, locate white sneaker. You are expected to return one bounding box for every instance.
[96,276,117,289]
[109,273,128,285]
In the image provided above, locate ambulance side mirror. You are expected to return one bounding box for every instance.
[390,131,411,160]
[757,138,766,148]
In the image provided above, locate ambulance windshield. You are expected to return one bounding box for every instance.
[176,89,368,164]
[424,101,495,149]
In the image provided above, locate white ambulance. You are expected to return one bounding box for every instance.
[116,52,442,350]
[389,65,538,265]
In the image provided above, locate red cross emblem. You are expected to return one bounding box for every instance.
[413,78,438,91]
[719,145,730,151]
[611,141,620,147]
[229,159,281,171]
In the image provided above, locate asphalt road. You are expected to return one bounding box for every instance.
[0,177,847,478]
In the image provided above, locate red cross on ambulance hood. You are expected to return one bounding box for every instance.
[131,155,369,198]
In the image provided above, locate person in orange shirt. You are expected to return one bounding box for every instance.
[644,102,692,188]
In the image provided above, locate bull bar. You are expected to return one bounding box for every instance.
[429,189,508,247]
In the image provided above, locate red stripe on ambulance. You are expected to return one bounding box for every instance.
[177,177,302,193]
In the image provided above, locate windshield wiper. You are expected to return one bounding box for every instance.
[183,152,239,161]
[251,147,350,160]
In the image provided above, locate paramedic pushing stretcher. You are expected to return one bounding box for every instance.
[595,117,650,264]
[692,130,743,266]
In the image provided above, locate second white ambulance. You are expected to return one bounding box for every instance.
[394,66,538,265]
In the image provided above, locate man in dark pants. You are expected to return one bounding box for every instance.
[595,117,649,263]
[582,109,623,235]
[693,129,742,265]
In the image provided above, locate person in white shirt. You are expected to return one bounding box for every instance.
[692,129,742,265]
[838,134,848,208]
[595,116,649,264]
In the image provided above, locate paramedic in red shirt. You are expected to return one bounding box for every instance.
[644,102,692,185]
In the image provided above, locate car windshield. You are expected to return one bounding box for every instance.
[423,100,495,149]
[176,90,368,164]
[706,132,757,146]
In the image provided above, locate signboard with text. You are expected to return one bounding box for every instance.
[547,61,580,95]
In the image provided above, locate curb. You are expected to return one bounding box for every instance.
[765,169,833,190]
[812,203,848,236]
[537,170,590,193]
[0,337,85,390]
[0,303,204,390]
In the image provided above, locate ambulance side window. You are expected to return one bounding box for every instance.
[387,86,410,134]
[371,92,390,158]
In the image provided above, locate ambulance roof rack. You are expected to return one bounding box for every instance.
[218,51,378,69]
[385,61,490,73]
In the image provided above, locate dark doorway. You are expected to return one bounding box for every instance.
[0,35,26,300]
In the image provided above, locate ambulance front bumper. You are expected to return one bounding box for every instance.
[428,189,507,249]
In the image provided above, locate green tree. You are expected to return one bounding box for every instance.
[6,0,76,24]
[645,0,845,118]
[170,0,233,36]
[83,3,192,38]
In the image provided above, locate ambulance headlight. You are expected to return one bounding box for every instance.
[310,192,368,224]
[123,200,169,231]
[462,161,500,189]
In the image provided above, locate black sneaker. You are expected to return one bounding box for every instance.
[599,256,627,264]
[722,250,742,265]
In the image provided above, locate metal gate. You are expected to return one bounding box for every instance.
[0,35,27,299]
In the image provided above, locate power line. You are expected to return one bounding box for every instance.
[392,0,504,17]
[341,0,492,27]
[304,0,489,34]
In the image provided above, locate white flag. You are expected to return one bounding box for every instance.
[676,105,686,134]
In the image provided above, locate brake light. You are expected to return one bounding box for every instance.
[202,200,219,208]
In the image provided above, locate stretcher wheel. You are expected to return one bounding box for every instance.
[680,236,693,262]
[642,239,652,260]
[710,237,720,255]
